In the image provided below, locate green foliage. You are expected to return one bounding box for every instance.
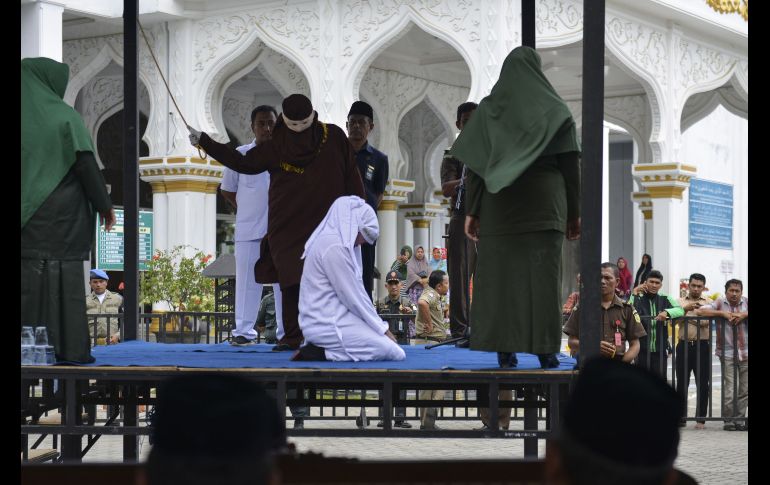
[140,245,214,312]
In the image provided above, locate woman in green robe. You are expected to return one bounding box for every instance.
[21,57,115,363]
[450,46,581,369]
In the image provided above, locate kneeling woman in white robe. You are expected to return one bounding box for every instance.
[295,196,406,361]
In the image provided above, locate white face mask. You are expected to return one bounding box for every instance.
[283,112,315,132]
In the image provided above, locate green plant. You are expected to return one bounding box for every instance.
[140,245,214,312]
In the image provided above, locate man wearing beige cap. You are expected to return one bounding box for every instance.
[189,94,365,351]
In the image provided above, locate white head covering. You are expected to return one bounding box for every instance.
[302,196,379,266]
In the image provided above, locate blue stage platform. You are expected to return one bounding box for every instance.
[76,341,576,371]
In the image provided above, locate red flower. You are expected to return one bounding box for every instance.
[153,255,160,260]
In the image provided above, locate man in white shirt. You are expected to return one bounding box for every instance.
[294,196,404,362]
[220,106,283,346]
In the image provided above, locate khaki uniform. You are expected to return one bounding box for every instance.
[414,286,449,429]
[377,295,415,344]
[85,290,123,343]
[562,296,646,358]
[676,296,711,341]
[415,287,448,341]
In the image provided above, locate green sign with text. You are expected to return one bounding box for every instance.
[95,208,153,271]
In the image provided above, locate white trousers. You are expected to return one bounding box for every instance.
[234,239,283,340]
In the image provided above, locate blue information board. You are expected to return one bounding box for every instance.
[688,178,732,249]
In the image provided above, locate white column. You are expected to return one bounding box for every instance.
[140,156,223,258]
[376,201,399,301]
[411,220,431,253]
[375,180,415,300]
[21,1,64,61]
[150,185,168,253]
[633,164,696,295]
[650,198,684,295]
[203,189,218,258]
[602,125,611,262]
[400,212,413,250]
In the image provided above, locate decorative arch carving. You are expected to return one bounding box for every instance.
[536,0,584,49]
[604,15,668,164]
[347,11,478,111]
[677,38,743,103]
[63,33,160,154]
[193,11,316,138]
[681,85,748,133]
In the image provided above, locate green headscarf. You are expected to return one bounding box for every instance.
[21,57,95,227]
[449,46,579,194]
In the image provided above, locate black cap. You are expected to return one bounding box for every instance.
[385,270,401,282]
[348,100,373,120]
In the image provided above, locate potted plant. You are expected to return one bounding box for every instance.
[140,245,214,340]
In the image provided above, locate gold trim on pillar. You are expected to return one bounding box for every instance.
[149,182,166,194]
[379,200,399,211]
[412,220,431,229]
[647,186,687,199]
[642,210,653,220]
[164,180,209,193]
[204,182,220,194]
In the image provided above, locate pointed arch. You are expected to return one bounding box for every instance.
[195,28,313,138]
[347,16,477,110]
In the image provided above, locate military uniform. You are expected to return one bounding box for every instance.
[85,290,123,344]
[377,295,415,345]
[562,295,646,360]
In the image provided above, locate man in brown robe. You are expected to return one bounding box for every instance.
[190,94,364,350]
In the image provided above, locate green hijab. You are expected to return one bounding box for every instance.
[449,46,579,193]
[21,57,95,227]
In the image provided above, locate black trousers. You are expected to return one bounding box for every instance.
[278,284,303,348]
[637,350,667,379]
[676,340,711,423]
[361,242,376,301]
[447,215,476,337]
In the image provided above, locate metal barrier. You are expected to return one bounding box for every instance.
[86,312,236,347]
[636,315,747,428]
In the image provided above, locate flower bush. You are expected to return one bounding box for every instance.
[140,245,215,312]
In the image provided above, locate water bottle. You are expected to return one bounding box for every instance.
[21,326,34,365]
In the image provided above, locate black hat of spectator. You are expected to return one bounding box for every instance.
[348,101,373,120]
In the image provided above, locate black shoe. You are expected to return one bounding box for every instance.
[736,423,748,431]
[290,343,327,361]
[394,421,412,428]
[723,423,737,431]
[376,421,384,427]
[293,418,304,430]
[231,335,256,346]
[497,352,518,368]
[272,343,297,352]
[355,416,370,429]
[538,353,560,369]
[419,424,441,430]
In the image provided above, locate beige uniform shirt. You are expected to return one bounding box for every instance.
[416,287,448,341]
[85,290,123,339]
